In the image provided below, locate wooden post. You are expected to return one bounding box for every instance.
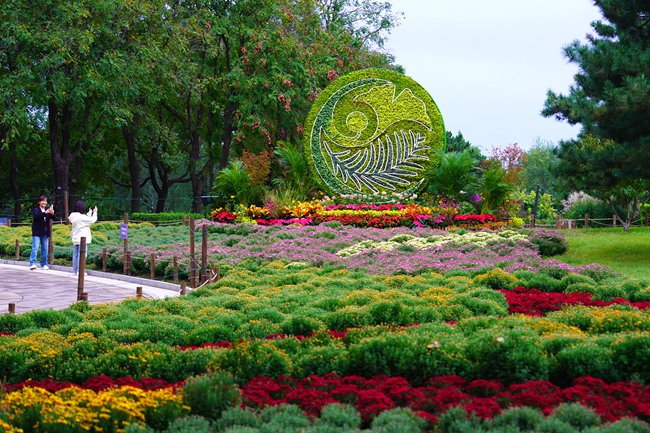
[14,239,19,260]
[180,281,186,296]
[126,250,132,276]
[102,248,107,272]
[136,287,143,299]
[555,216,561,229]
[79,293,88,302]
[201,225,208,283]
[613,215,617,227]
[189,217,196,288]
[181,216,186,226]
[150,253,155,279]
[530,215,535,229]
[584,213,589,229]
[48,219,54,264]
[77,237,86,301]
[8,303,15,314]
[215,266,220,282]
[6,217,10,228]
[123,213,129,275]
[173,256,179,283]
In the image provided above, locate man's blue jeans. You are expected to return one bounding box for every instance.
[30,235,49,267]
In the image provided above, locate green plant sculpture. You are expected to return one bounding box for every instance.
[304,69,445,197]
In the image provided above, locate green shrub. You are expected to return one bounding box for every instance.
[281,316,325,336]
[553,343,617,385]
[513,270,564,292]
[369,408,426,433]
[583,418,650,433]
[0,313,34,334]
[548,402,601,430]
[464,328,549,384]
[472,268,519,290]
[454,288,508,316]
[315,404,362,429]
[560,273,596,289]
[219,341,291,384]
[564,282,597,295]
[611,334,650,383]
[216,407,261,431]
[295,345,349,377]
[367,301,413,326]
[437,406,484,433]
[592,284,627,302]
[236,319,282,340]
[182,371,242,421]
[164,415,213,433]
[534,418,578,433]
[187,324,235,345]
[324,307,372,331]
[489,406,544,431]
[258,404,310,433]
[528,229,568,256]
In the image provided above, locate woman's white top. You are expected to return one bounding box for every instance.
[68,210,98,245]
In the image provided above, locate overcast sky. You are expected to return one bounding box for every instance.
[383,0,603,154]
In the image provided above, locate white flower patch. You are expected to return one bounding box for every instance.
[336,230,530,257]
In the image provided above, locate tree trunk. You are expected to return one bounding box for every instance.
[49,99,74,220]
[8,141,21,222]
[122,125,141,213]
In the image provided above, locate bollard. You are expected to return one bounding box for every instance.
[180,281,186,296]
[150,253,155,279]
[136,286,143,299]
[15,239,19,260]
[8,303,15,314]
[126,251,132,276]
[103,248,108,272]
[173,256,179,283]
[584,213,589,229]
[79,292,88,302]
[201,225,208,283]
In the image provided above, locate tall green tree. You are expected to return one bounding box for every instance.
[520,139,561,197]
[542,1,650,229]
[445,131,484,161]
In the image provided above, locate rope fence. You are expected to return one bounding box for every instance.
[530,213,649,229]
[3,216,221,293]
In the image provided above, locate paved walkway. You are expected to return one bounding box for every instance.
[0,260,180,314]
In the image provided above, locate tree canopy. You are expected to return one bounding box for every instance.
[0,0,401,216]
[543,0,650,179]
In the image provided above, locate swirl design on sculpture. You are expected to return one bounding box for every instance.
[305,69,445,196]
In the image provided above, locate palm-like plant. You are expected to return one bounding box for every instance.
[426,150,479,201]
[480,160,516,217]
[213,160,261,208]
[273,141,317,201]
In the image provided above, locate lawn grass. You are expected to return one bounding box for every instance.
[557,226,650,280]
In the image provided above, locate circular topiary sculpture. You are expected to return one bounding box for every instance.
[304,68,445,197]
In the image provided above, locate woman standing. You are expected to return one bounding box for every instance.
[68,201,98,275]
[29,195,55,270]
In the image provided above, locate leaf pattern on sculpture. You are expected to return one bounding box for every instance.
[322,128,429,193]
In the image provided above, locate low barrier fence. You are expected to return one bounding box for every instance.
[4,216,220,291]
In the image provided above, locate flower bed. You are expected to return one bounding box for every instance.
[2,223,650,431]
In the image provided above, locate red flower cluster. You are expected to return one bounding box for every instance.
[242,374,650,423]
[453,214,497,225]
[311,213,415,228]
[213,211,236,223]
[500,287,650,316]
